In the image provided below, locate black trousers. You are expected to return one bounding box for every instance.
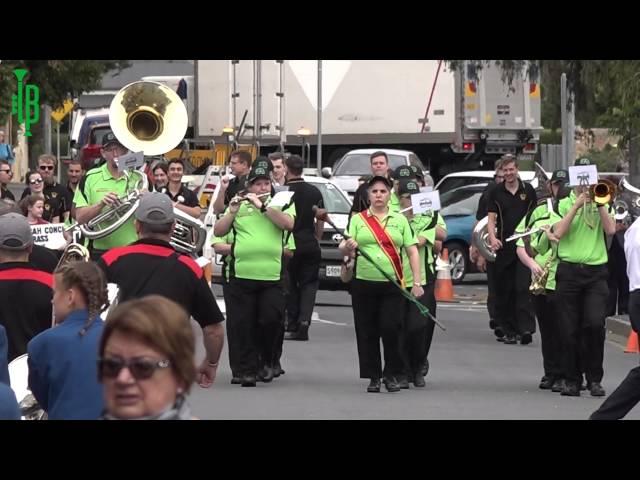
[351,279,405,379]
[486,261,498,321]
[424,278,437,357]
[226,278,285,376]
[494,258,536,337]
[400,279,437,377]
[555,262,608,384]
[591,290,640,419]
[221,283,240,378]
[533,291,563,379]
[286,249,321,332]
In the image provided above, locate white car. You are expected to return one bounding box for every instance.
[321,148,428,197]
[204,175,353,290]
[435,169,549,194]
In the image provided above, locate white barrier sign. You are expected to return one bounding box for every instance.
[569,165,598,186]
[116,151,145,172]
[31,223,66,250]
[410,190,441,214]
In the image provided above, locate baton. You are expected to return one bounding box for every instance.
[314,207,446,331]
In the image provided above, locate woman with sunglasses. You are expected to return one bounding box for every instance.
[27,261,108,419]
[98,296,197,420]
[21,169,65,223]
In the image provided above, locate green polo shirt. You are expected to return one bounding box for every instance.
[401,213,435,286]
[556,191,612,265]
[389,191,401,214]
[225,200,296,281]
[73,163,138,251]
[515,200,560,290]
[345,209,417,282]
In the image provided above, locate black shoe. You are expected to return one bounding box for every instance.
[561,381,580,397]
[383,377,401,393]
[421,359,430,377]
[231,376,242,385]
[273,361,285,378]
[241,375,257,387]
[367,379,381,393]
[284,330,309,341]
[413,373,426,388]
[590,382,606,397]
[397,375,410,389]
[520,332,532,345]
[539,376,555,390]
[489,319,498,330]
[494,327,505,339]
[258,366,275,383]
[496,337,505,342]
[503,335,517,345]
[551,378,565,393]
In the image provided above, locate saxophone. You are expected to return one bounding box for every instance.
[529,255,553,296]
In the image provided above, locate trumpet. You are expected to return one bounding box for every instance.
[229,192,271,206]
[590,179,617,205]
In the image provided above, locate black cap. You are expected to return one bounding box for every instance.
[409,165,424,179]
[253,155,274,172]
[550,169,569,184]
[248,165,271,183]
[392,165,416,180]
[102,131,124,148]
[574,157,591,166]
[398,179,420,196]
[367,175,393,189]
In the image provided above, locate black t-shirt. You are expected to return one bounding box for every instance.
[164,185,199,208]
[285,178,324,253]
[476,181,497,221]
[223,175,248,206]
[0,262,53,361]
[350,182,370,215]
[1,187,15,202]
[65,184,76,209]
[97,238,224,329]
[487,179,537,265]
[21,182,68,221]
[29,245,59,273]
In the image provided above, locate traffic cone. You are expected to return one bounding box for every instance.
[624,330,639,353]
[434,248,455,302]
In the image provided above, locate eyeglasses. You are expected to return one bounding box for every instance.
[98,356,171,380]
[39,165,54,171]
[30,178,43,185]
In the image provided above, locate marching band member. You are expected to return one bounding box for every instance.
[213,164,295,387]
[164,158,200,219]
[551,158,616,397]
[340,176,423,393]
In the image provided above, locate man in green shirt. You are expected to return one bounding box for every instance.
[551,158,616,397]
[515,169,569,392]
[73,132,139,259]
[213,164,295,387]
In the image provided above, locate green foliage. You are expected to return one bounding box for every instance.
[584,144,624,172]
[540,129,562,145]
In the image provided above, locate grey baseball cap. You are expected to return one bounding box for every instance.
[135,192,175,225]
[0,213,33,250]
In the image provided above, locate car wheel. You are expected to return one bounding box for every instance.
[445,242,467,284]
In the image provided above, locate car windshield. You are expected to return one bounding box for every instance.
[311,182,352,214]
[90,126,112,146]
[333,154,406,176]
[440,187,484,216]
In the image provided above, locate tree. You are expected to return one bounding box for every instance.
[0,60,130,164]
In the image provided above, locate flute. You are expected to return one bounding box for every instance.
[229,192,271,205]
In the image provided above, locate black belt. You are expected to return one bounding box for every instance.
[559,260,606,269]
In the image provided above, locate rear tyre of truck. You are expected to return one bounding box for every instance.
[445,241,467,284]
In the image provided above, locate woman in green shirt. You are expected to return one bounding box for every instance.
[340,176,423,393]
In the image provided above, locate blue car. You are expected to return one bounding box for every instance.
[440,183,488,284]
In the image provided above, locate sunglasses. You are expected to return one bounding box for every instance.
[98,356,171,380]
[30,178,43,184]
[39,165,54,171]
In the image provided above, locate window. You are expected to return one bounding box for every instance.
[312,182,352,214]
[333,154,406,176]
[409,153,427,171]
[437,177,489,194]
[440,187,484,217]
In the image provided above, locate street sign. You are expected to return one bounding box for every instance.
[51,99,74,123]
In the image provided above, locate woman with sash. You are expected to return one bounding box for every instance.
[340,176,423,393]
